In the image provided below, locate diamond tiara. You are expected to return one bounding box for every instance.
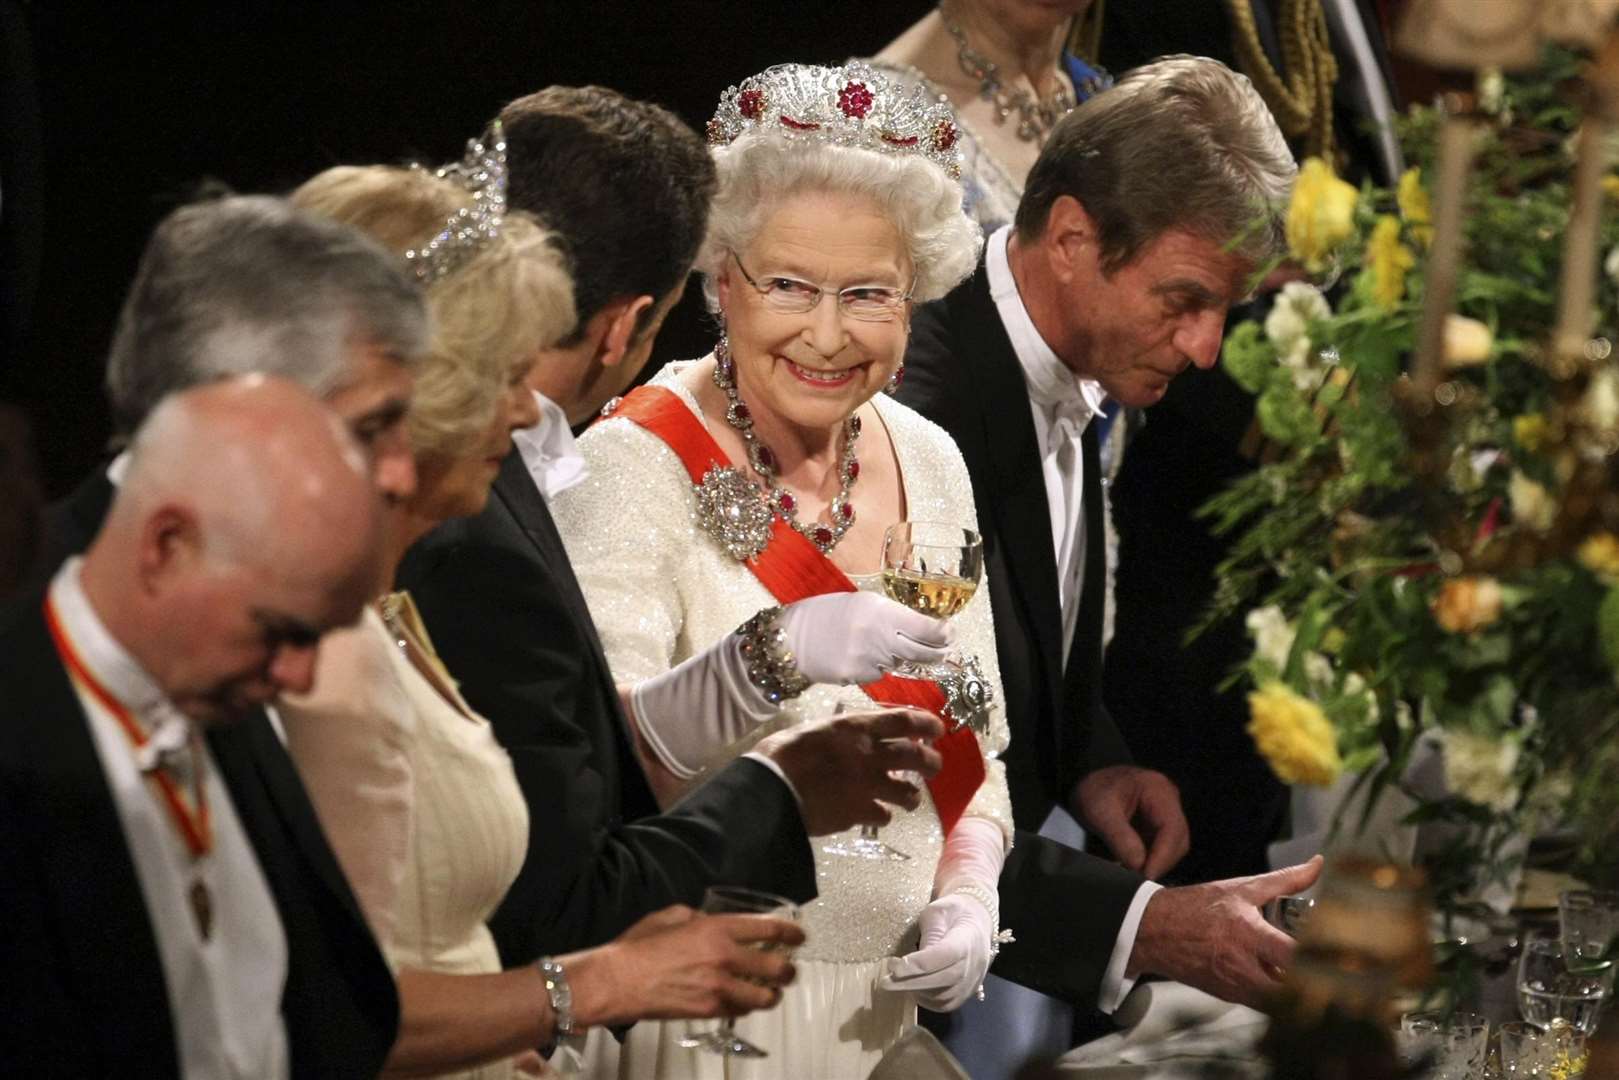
[402,119,508,284]
[707,62,964,180]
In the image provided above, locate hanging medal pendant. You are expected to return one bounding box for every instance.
[190,878,213,941]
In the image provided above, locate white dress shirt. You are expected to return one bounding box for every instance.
[513,390,589,500]
[986,225,1162,1013]
[49,559,290,1079]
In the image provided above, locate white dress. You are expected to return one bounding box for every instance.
[552,363,1014,1080]
[281,596,530,1080]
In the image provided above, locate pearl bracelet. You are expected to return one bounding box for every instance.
[945,882,1016,1001]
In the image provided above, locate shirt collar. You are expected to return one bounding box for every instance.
[512,390,588,500]
[49,556,171,718]
[986,225,1108,420]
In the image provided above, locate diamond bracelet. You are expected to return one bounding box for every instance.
[735,606,812,704]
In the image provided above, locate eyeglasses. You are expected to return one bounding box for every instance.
[730,251,913,323]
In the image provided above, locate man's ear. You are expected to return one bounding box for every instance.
[596,295,657,369]
[137,504,204,593]
[1045,195,1099,283]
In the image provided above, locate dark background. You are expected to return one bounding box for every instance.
[0,0,924,497]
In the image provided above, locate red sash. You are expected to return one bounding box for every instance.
[610,385,985,835]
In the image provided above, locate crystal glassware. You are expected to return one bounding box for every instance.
[1561,889,1619,985]
[825,523,982,863]
[1499,1019,1590,1078]
[821,699,920,862]
[1398,1011,1488,1080]
[1519,932,1608,1036]
[677,886,800,1059]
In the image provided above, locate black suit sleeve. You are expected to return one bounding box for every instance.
[992,830,1146,1006]
[402,505,816,964]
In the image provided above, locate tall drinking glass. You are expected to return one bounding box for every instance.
[677,886,800,1059]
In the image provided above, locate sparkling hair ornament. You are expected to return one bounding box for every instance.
[706,61,964,181]
[402,120,508,284]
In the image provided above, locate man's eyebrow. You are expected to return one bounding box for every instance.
[350,397,409,433]
[1151,279,1225,307]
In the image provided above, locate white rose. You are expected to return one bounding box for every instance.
[1440,728,1520,812]
[1246,605,1296,671]
[1509,470,1557,533]
[1264,282,1330,350]
[1605,245,1619,286]
[1343,672,1379,723]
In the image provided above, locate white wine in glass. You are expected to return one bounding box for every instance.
[824,522,983,863]
[677,886,800,1059]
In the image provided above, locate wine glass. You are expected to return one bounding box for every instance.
[878,522,983,680]
[677,886,800,1059]
[1518,932,1608,1036]
[1560,889,1619,987]
[821,699,921,862]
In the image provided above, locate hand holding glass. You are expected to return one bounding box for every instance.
[678,887,801,1059]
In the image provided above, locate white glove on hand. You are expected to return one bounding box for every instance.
[777,592,953,686]
[875,817,1007,1012]
[628,594,952,779]
[876,891,994,1012]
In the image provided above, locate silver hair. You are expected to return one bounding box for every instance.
[695,132,983,310]
[104,194,429,438]
[1016,55,1297,272]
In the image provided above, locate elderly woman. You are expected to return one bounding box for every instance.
[552,63,1013,1078]
[279,143,801,1078]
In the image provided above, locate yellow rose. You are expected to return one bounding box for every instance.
[1603,175,1619,201]
[1578,532,1619,581]
[1366,215,1415,312]
[1286,158,1358,271]
[1247,681,1342,786]
[1443,314,1493,368]
[1432,575,1504,634]
[1397,167,1435,247]
[1513,413,1548,452]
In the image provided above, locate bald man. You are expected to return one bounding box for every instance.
[0,376,393,1077]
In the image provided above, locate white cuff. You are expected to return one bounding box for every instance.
[741,751,804,814]
[1097,880,1163,1014]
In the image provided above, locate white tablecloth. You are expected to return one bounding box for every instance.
[1053,982,1269,1078]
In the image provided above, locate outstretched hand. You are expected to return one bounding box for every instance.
[1073,765,1190,879]
[756,706,945,836]
[1126,856,1325,1008]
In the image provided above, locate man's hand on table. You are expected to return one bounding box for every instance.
[1125,855,1325,1008]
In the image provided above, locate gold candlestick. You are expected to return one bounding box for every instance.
[1408,93,1481,401]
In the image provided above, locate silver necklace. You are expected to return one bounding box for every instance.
[941,6,1078,144]
[713,338,860,554]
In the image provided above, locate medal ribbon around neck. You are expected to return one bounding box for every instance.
[43,595,213,858]
[603,383,987,835]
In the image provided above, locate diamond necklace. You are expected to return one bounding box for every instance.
[941,5,1077,144]
[712,337,860,554]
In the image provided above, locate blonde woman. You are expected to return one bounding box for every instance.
[279,143,802,1078]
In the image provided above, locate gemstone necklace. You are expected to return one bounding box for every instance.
[941,4,1079,144]
[712,337,860,553]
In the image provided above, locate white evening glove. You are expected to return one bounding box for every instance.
[629,593,954,778]
[876,816,1008,1012]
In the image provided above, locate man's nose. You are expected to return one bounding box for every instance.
[1175,308,1227,369]
[269,644,320,696]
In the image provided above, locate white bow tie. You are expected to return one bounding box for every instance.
[1044,397,1091,457]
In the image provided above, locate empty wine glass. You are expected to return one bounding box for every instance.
[1560,889,1619,989]
[1519,932,1608,1036]
[822,699,920,862]
[677,886,800,1059]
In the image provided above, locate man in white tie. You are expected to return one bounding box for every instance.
[899,55,1323,1029]
[0,375,382,1076]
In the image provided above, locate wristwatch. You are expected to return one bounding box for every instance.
[538,956,579,1038]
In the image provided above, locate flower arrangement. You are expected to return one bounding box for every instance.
[1205,47,1619,952]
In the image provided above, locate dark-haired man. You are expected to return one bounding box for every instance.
[900,56,1323,1018]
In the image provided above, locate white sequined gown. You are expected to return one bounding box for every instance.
[552,362,1013,1080]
